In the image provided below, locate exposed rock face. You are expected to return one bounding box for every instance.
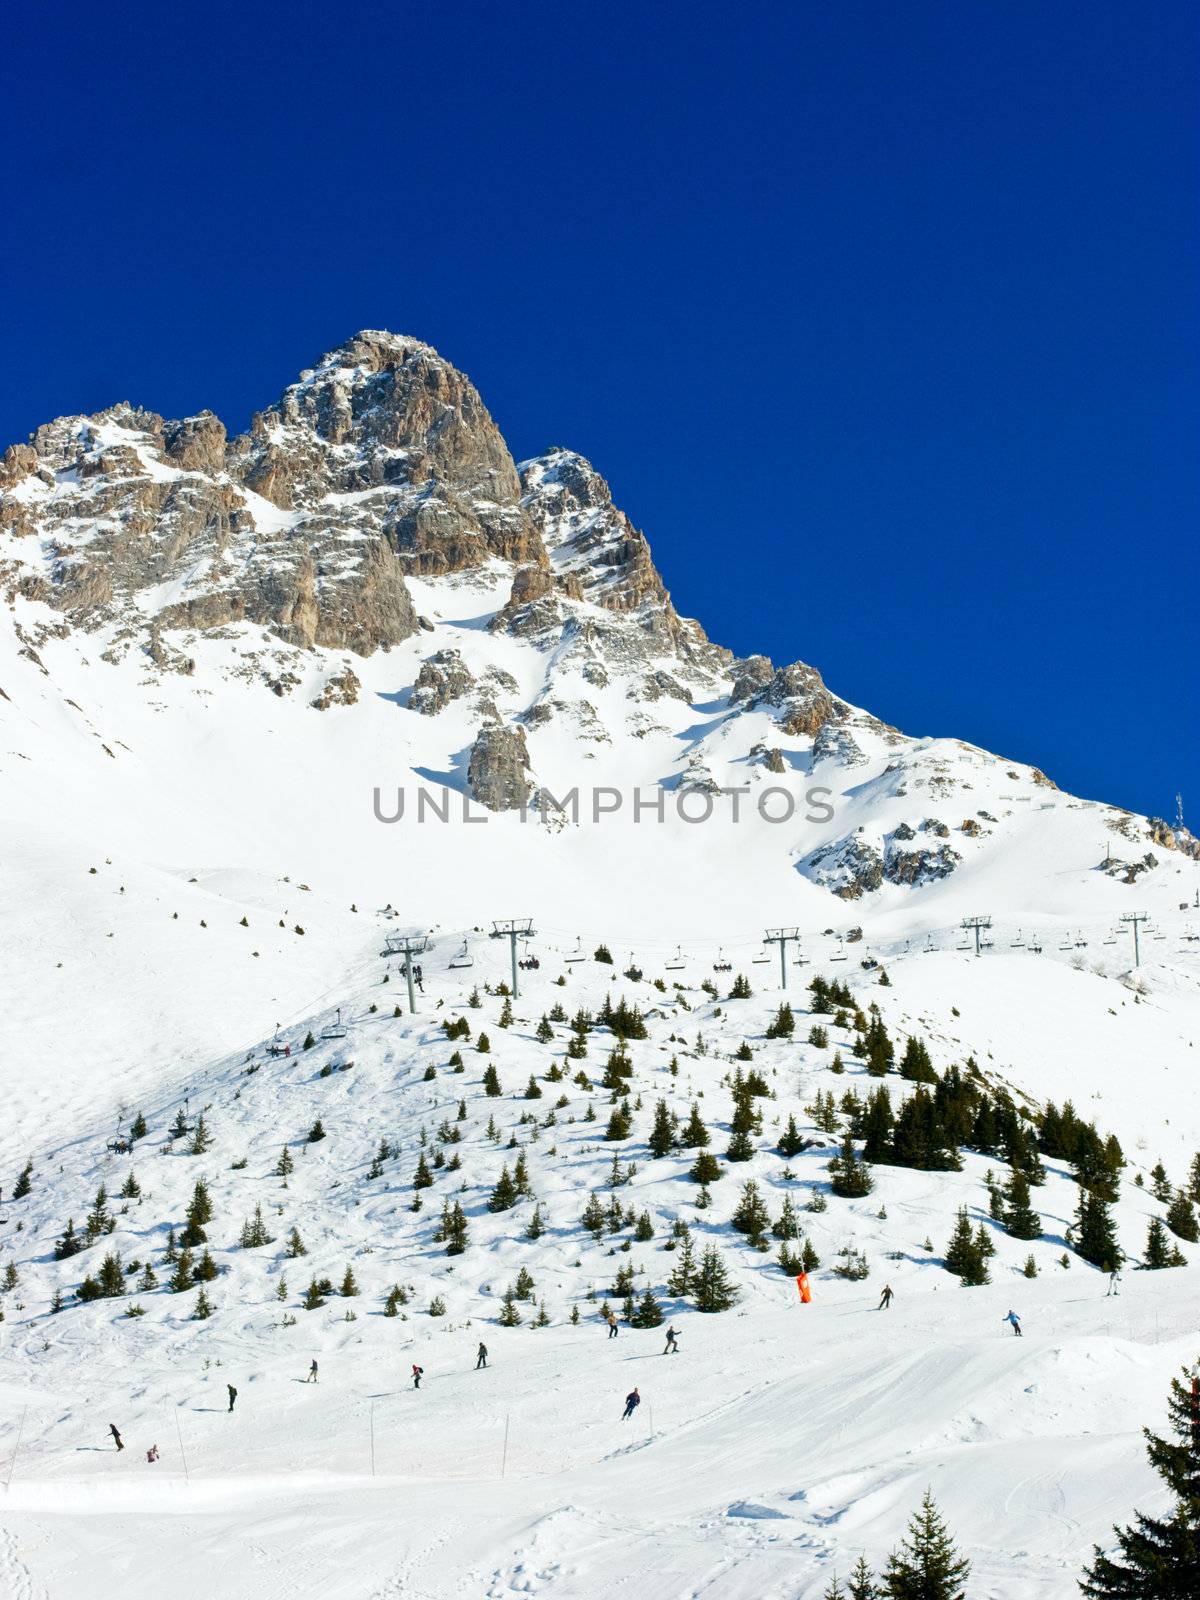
[467,722,534,812]
[410,648,475,715]
[755,661,843,738]
[1147,818,1200,860]
[884,843,961,886]
[806,834,884,899]
[812,721,866,768]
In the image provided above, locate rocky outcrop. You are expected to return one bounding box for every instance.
[410,649,475,715]
[812,721,866,768]
[730,655,773,704]
[805,834,884,899]
[756,661,843,738]
[311,666,361,710]
[466,723,534,812]
[884,843,961,887]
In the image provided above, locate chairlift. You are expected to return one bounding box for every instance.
[751,946,770,965]
[793,950,809,966]
[1028,939,1043,954]
[666,945,687,971]
[1102,934,1117,945]
[449,940,474,970]
[922,935,937,954]
[321,1007,348,1041]
[564,938,586,964]
[712,947,732,973]
[267,1029,288,1058]
[830,940,848,963]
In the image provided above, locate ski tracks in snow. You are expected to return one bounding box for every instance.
[0,1524,47,1600]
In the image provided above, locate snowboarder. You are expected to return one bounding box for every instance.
[146,1445,159,1463]
[606,1311,619,1339]
[412,1364,424,1389]
[663,1327,679,1354]
[1003,1309,1022,1337]
[476,1342,488,1370]
[227,1384,238,1413]
[306,1359,319,1383]
[109,1424,124,1452]
[1106,1269,1121,1297]
[621,1387,641,1421]
[878,1284,894,1310]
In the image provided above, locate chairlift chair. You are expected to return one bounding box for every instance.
[321,1007,348,1041]
[830,940,848,963]
[564,938,586,964]
[751,946,770,965]
[449,940,474,970]
[665,945,687,971]
[712,947,732,973]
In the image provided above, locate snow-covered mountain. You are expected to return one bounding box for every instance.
[2,333,1199,1599]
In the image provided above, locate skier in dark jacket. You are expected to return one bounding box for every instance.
[109,1424,124,1452]
[663,1327,679,1354]
[412,1364,424,1389]
[621,1387,641,1421]
[227,1384,238,1413]
[1004,1310,1022,1337]
[878,1285,894,1310]
[476,1342,488,1370]
[306,1359,319,1383]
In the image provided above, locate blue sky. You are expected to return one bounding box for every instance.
[4,2,1196,820]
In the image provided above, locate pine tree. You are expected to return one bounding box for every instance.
[476,1032,491,1054]
[606,1104,633,1140]
[829,1131,873,1198]
[498,1289,522,1326]
[193,1286,214,1320]
[731,1180,771,1243]
[275,1145,294,1178]
[340,1266,359,1297]
[773,1194,801,1240]
[536,1015,554,1043]
[286,1226,307,1257]
[120,1171,141,1200]
[944,1208,988,1285]
[899,1035,937,1083]
[413,1152,434,1189]
[847,1556,881,1599]
[302,1278,326,1310]
[692,1245,738,1312]
[1150,1161,1173,1203]
[12,1160,33,1199]
[97,1252,125,1296]
[726,1127,755,1162]
[667,1236,697,1297]
[483,1064,502,1096]
[631,1287,664,1327]
[189,1114,212,1154]
[1080,1365,1200,1595]
[689,1151,723,1184]
[1187,1151,1200,1203]
[1143,1216,1185,1269]
[307,1118,326,1143]
[648,1099,674,1158]
[54,1218,82,1260]
[170,1249,195,1293]
[1165,1191,1199,1243]
[498,997,513,1027]
[1003,1166,1043,1241]
[239,1203,273,1248]
[778,1114,806,1158]
[765,1002,795,1039]
[882,1491,969,1599]
[488,1166,519,1212]
[680,1104,710,1148]
[193,1248,219,1282]
[138,1262,158,1292]
[524,1074,543,1099]
[1075,1187,1123,1271]
[581,1192,606,1238]
[130,1111,148,1141]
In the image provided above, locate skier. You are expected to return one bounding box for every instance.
[606,1311,619,1339]
[227,1383,238,1413]
[663,1327,679,1354]
[621,1387,641,1421]
[414,964,424,993]
[878,1284,894,1310]
[1003,1309,1022,1337]
[476,1342,488,1370]
[1106,1268,1121,1297]
[306,1359,319,1383]
[109,1423,124,1452]
[412,1364,424,1389]
[146,1445,159,1463]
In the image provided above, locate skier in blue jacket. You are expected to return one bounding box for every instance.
[1003,1309,1022,1337]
